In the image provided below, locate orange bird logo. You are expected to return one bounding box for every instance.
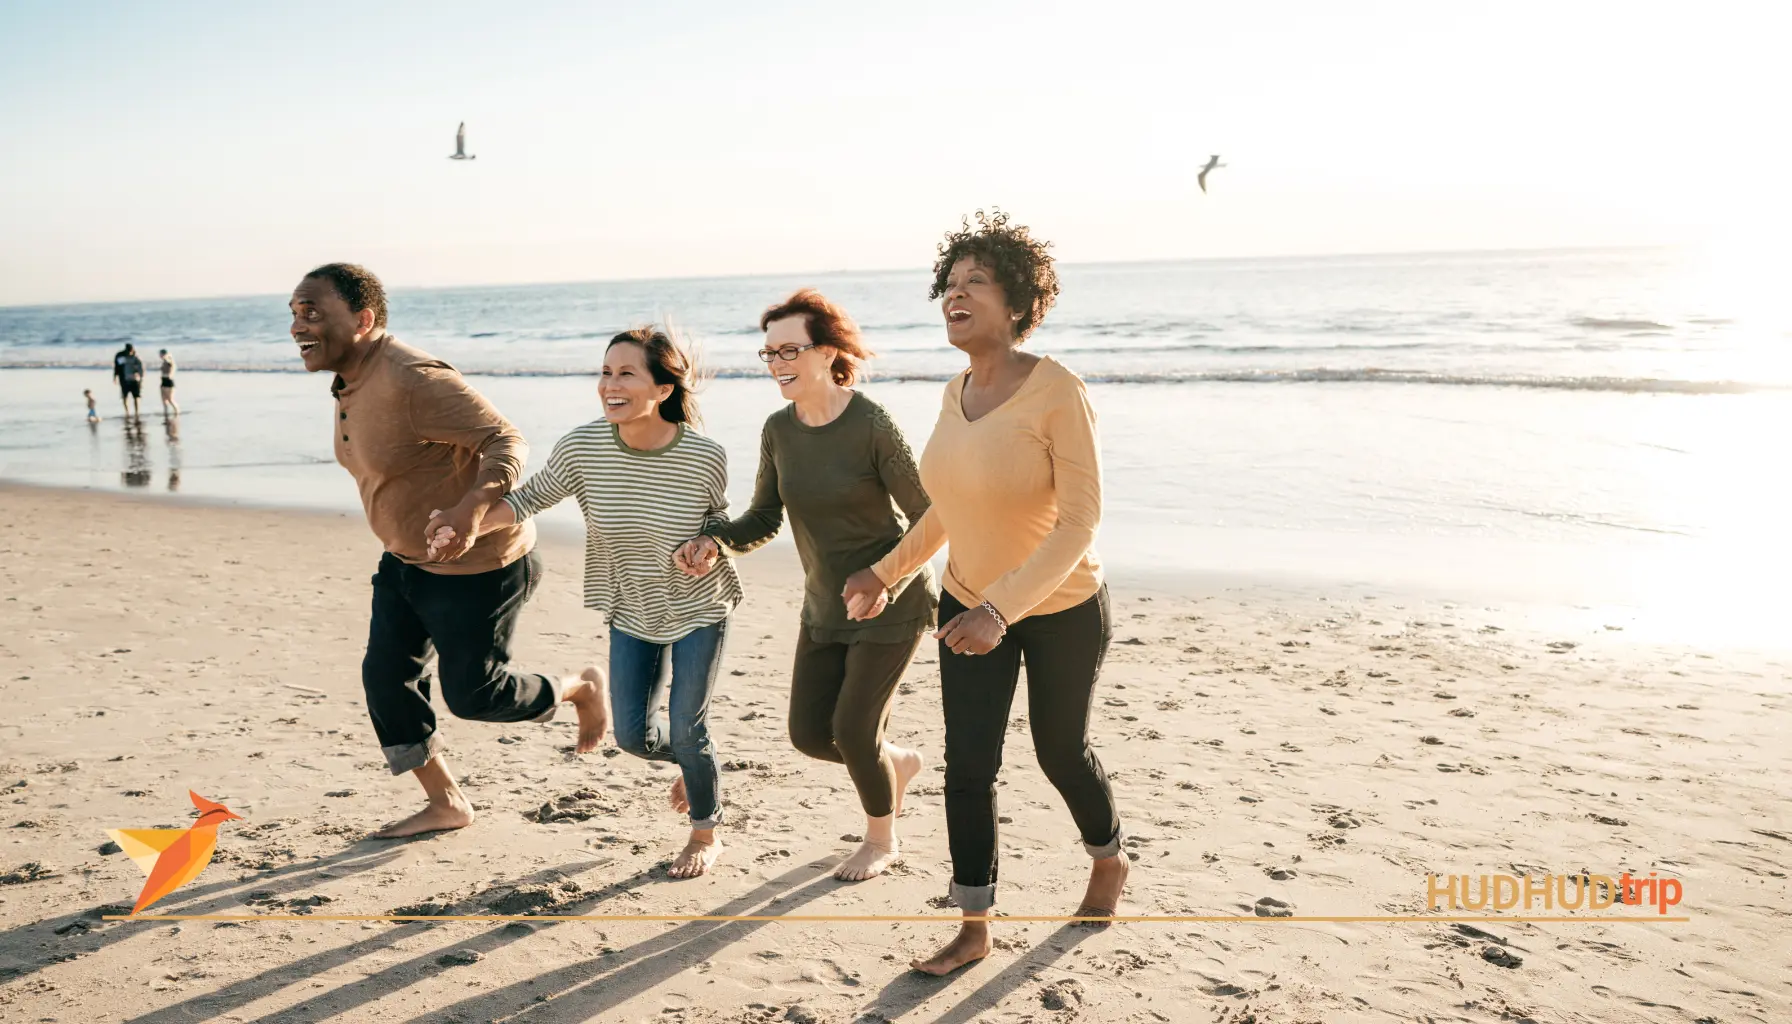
[107,791,243,914]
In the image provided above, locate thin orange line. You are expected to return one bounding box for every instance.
[104,913,1690,924]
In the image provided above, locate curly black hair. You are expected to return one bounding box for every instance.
[928,209,1060,341]
[304,263,388,329]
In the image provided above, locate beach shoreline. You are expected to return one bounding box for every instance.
[1,484,1786,1022]
[11,364,1792,658]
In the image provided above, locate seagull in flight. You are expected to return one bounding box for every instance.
[1197,154,1225,193]
[449,122,476,161]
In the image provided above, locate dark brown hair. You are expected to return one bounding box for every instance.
[606,326,701,427]
[928,208,1060,341]
[304,263,389,329]
[758,289,874,386]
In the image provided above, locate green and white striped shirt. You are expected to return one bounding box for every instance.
[503,421,742,643]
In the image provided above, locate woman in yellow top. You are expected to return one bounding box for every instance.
[843,210,1125,976]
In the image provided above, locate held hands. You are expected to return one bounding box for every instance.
[841,568,890,621]
[423,498,486,563]
[936,604,1005,656]
[674,535,721,577]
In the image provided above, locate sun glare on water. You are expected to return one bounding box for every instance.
[1674,220,1792,386]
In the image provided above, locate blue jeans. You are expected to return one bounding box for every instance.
[608,619,729,829]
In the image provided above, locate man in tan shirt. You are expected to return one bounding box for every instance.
[291,263,609,839]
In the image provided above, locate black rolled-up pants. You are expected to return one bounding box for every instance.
[939,585,1123,912]
[362,550,559,774]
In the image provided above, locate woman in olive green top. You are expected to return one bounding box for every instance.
[677,289,937,881]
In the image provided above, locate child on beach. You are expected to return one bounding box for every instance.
[84,390,98,423]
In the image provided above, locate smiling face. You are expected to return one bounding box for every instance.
[289,276,375,373]
[940,257,1017,352]
[762,315,836,401]
[600,340,674,423]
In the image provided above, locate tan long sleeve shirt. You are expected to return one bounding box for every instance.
[331,335,534,575]
[871,355,1103,624]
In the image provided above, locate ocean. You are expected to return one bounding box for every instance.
[3,247,1787,646]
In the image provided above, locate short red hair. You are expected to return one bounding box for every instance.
[759,289,874,387]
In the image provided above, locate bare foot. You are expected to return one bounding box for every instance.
[910,920,990,976]
[562,666,611,754]
[889,745,923,819]
[668,831,721,879]
[834,839,901,882]
[1072,852,1130,927]
[668,777,690,815]
[370,797,475,839]
[835,745,923,881]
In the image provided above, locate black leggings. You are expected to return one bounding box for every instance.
[939,585,1122,912]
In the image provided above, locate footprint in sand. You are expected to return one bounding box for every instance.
[1482,946,1524,968]
[799,958,862,988]
[388,898,458,919]
[1039,979,1084,1011]
[437,949,484,967]
[484,880,583,915]
[529,789,617,823]
[1,862,58,885]
[1253,897,1293,918]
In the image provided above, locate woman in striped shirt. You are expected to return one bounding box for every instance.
[462,326,742,878]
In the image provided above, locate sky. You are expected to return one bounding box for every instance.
[0,0,1784,306]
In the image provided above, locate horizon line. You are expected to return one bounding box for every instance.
[0,242,1679,313]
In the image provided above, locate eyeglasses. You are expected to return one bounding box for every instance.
[756,343,817,363]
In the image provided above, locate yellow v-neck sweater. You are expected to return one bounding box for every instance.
[871,355,1103,624]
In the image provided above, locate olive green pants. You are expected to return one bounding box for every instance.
[787,629,925,817]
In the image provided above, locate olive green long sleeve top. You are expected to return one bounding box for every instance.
[708,391,938,644]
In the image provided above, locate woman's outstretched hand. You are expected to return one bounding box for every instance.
[424,509,462,562]
[936,605,1003,656]
[841,568,890,621]
[674,535,720,577]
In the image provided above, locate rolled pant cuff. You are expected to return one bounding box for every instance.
[950,882,996,913]
[1084,827,1124,859]
[689,815,720,831]
[383,733,445,776]
[529,674,563,724]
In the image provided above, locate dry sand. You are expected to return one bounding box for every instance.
[0,484,1787,1024]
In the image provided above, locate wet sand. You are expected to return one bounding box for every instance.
[0,484,1786,1023]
